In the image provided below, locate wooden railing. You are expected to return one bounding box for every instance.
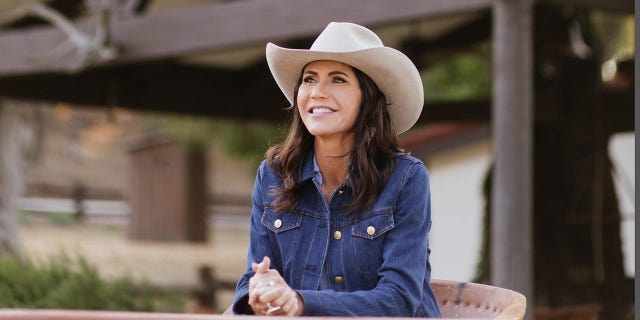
[0,280,527,320]
[0,310,482,320]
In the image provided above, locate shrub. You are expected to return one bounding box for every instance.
[0,253,186,311]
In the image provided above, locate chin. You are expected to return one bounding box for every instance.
[307,127,335,137]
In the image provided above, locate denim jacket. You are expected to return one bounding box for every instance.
[233,151,441,317]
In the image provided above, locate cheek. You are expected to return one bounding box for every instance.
[343,92,362,119]
[296,89,307,113]
[296,98,306,116]
[296,87,310,104]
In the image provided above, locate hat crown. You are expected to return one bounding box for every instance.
[310,22,384,52]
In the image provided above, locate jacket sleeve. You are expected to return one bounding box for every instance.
[297,162,438,317]
[232,161,282,314]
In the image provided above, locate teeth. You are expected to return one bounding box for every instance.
[312,107,334,114]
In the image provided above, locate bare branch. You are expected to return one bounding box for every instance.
[2,0,118,72]
[27,0,89,47]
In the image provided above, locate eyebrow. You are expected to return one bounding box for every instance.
[303,70,351,77]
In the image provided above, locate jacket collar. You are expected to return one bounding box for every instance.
[299,149,316,183]
[299,149,353,186]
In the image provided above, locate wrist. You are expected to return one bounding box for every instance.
[295,292,305,316]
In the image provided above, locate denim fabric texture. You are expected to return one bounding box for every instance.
[233,151,441,317]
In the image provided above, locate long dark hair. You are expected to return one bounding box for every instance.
[266,65,404,214]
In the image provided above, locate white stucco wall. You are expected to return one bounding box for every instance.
[425,140,491,282]
[609,132,635,277]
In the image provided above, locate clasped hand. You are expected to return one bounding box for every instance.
[248,256,303,316]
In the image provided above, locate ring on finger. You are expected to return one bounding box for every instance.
[267,302,281,314]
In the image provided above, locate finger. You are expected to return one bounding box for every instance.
[259,270,284,287]
[248,288,260,306]
[248,277,261,304]
[248,283,274,305]
[270,288,293,308]
[265,303,284,316]
[249,275,258,290]
[263,287,296,316]
[250,275,279,293]
[249,278,275,305]
[289,292,303,316]
[249,290,271,315]
[250,302,267,316]
[251,262,259,272]
[257,287,285,304]
[256,256,271,274]
[286,297,301,317]
[280,294,297,315]
[286,303,299,317]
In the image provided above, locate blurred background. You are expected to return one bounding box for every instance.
[0,0,634,319]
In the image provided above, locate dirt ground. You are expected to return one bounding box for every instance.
[18,217,250,312]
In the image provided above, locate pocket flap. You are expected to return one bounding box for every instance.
[261,209,303,233]
[352,210,394,240]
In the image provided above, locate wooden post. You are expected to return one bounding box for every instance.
[491,0,534,318]
[0,98,43,257]
[127,136,207,242]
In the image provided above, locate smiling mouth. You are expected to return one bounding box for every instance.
[310,107,336,114]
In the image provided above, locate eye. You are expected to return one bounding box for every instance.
[332,77,346,83]
[303,76,316,83]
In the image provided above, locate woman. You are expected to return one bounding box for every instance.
[232,22,440,317]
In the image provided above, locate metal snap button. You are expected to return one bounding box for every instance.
[366,226,375,236]
[274,219,282,229]
[333,231,342,240]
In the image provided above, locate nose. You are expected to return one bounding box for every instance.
[310,82,328,99]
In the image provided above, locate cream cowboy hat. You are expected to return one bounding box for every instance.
[266,22,424,134]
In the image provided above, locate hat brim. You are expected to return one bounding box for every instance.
[266,43,423,134]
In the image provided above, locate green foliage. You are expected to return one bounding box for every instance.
[214,120,285,168]
[144,113,220,151]
[422,49,491,102]
[590,11,634,61]
[144,112,285,169]
[0,254,186,311]
[46,212,74,225]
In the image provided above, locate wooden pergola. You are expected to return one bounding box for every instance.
[0,1,633,319]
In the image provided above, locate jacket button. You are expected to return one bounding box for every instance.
[366,226,375,235]
[337,189,344,196]
[334,276,343,284]
[333,231,342,240]
[274,219,282,229]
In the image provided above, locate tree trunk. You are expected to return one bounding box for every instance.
[0,97,43,257]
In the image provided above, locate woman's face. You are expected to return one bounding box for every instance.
[296,60,362,141]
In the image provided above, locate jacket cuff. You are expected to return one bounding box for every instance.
[298,290,322,315]
[232,293,254,315]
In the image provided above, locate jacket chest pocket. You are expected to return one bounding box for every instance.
[350,210,395,274]
[261,209,303,265]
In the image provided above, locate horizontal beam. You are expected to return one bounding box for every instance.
[539,0,634,13]
[0,0,492,77]
[0,63,289,122]
[1,60,631,131]
[0,62,491,125]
